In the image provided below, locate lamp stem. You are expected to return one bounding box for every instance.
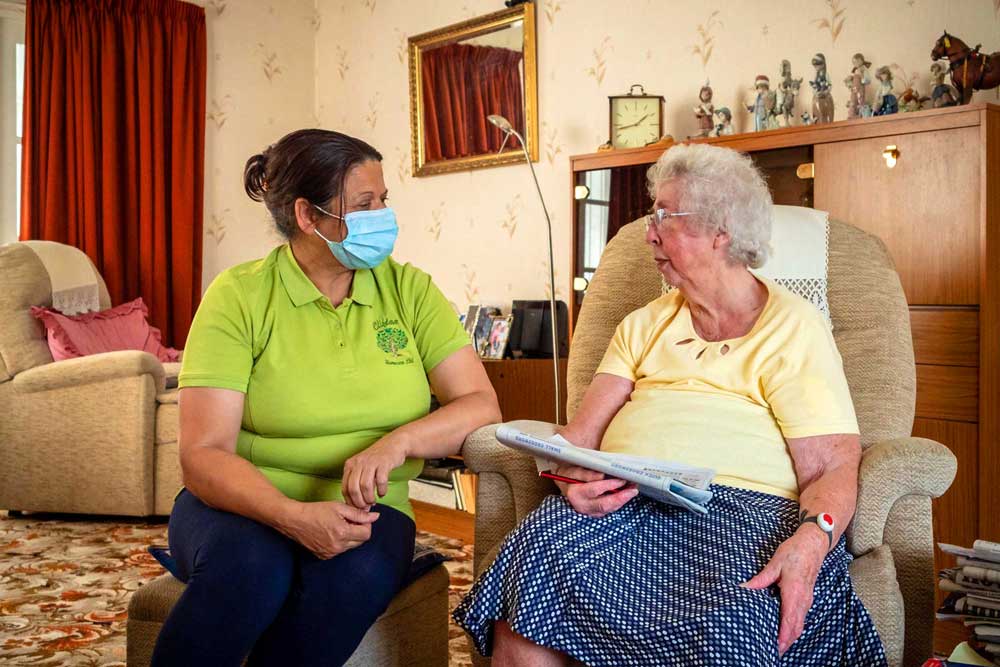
[510,128,560,425]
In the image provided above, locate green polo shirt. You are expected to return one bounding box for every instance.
[178,244,471,519]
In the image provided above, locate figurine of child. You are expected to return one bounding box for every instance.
[873,65,899,116]
[746,75,778,132]
[845,53,871,119]
[713,106,734,136]
[930,61,959,108]
[810,53,834,123]
[693,83,714,138]
[777,59,803,127]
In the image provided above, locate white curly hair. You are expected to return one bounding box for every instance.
[646,143,772,269]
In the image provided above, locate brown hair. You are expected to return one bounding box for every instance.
[244,129,383,239]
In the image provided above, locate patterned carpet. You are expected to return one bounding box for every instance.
[0,510,474,665]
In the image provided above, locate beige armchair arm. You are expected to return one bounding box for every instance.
[463,420,559,573]
[848,436,956,667]
[847,436,957,556]
[12,350,166,394]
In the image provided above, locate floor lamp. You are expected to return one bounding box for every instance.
[487,114,561,425]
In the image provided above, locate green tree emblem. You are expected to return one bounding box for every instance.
[376,327,409,357]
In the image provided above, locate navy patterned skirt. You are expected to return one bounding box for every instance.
[454,485,887,666]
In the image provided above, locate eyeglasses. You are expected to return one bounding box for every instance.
[644,208,697,232]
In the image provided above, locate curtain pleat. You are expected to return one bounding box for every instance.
[20,0,207,347]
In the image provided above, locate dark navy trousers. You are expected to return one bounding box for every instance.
[150,489,415,667]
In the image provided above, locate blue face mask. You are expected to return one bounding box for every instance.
[313,205,398,270]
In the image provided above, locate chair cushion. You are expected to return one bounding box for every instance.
[31,297,181,363]
[155,397,178,445]
[129,562,450,623]
[849,545,904,667]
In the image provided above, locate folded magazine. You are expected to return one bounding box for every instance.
[494,424,715,514]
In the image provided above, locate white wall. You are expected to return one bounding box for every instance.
[187,0,317,289]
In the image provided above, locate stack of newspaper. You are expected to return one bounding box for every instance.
[494,424,715,514]
[937,540,1000,663]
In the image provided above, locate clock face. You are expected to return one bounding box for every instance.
[611,97,661,148]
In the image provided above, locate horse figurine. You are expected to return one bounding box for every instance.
[931,31,1000,105]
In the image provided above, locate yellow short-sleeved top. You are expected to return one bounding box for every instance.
[596,276,858,500]
[178,244,471,519]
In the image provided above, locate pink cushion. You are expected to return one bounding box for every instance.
[30,298,181,363]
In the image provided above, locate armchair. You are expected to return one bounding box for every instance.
[0,241,182,516]
[463,219,956,667]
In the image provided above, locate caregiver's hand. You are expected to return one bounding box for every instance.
[342,435,409,509]
[281,500,379,560]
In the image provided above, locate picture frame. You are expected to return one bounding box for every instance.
[463,304,480,339]
[473,307,497,355]
[483,315,513,360]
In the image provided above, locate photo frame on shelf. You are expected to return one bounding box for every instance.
[483,315,513,360]
[463,304,480,339]
[473,307,498,355]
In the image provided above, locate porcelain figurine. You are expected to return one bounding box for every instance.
[873,65,899,116]
[810,53,834,124]
[931,31,1000,105]
[693,83,715,138]
[930,61,959,108]
[745,75,778,132]
[776,59,803,126]
[898,86,929,112]
[712,106,734,136]
[844,53,871,119]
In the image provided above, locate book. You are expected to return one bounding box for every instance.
[495,424,715,514]
[456,471,477,514]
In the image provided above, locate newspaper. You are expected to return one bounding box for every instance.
[494,424,715,514]
[941,541,1000,564]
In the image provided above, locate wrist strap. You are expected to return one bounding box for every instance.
[799,509,834,550]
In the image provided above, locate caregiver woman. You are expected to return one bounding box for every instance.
[151,129,500,667]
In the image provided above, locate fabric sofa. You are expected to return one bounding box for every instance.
[0,241,182,516]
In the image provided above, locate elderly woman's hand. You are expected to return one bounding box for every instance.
[342,435,410,509]
[552,465,638,518]
[741,527,829,655]
[280,500,379,560]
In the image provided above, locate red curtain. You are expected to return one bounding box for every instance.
[608,164,652,241]
[20,0,206,348]
[422,43,524,162]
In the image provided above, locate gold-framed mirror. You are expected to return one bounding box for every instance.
[408,3,538,177]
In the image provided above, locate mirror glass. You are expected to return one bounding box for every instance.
[409,5,538,177]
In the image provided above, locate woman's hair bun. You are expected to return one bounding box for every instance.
[244,152,269,202]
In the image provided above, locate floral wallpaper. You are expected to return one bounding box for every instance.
[187,0,316,289]
[195,0,999,309]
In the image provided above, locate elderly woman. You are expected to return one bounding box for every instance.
[454,144,886,666]
[151,129,500,666]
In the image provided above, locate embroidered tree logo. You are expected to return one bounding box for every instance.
[376,327,409,357]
